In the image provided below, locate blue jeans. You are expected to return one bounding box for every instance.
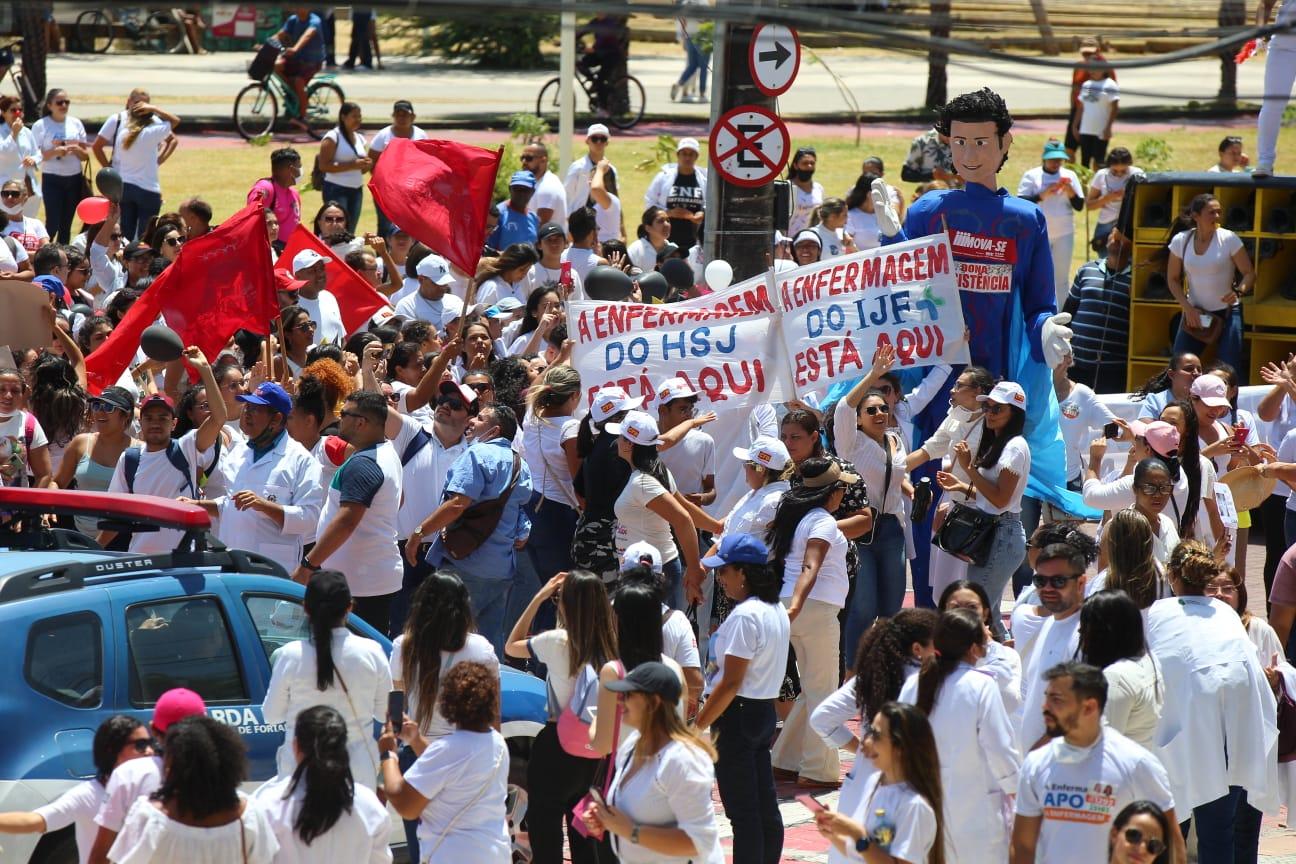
[1183,785,1260,864]
[844,514,907,662]
[1173,305,1245,384]
[119,182,162,242]
[663,556,685,611]
[455,570,513,658]
[714,696,782,864]
[42,171,83,244]
[525,494,578,634]
[678,38,708,95]
[398,744,419,859]
[321,181,363,234]
[966,512,1025,639]
[1012,495,1043,597]
[389,541,431,638]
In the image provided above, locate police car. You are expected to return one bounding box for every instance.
[0,488,546,864]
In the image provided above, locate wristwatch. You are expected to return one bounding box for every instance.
[630,823,641,845]
[299,555,320,572]
[855,835,872,853]
[380,750,394,762]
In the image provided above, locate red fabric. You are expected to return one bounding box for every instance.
[367,138,501,276]
[86,203,277,394]
[279,225,392,336]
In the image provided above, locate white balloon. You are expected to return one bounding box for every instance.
[704,259,733,292]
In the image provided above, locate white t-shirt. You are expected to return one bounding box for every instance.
[1168,227,1245,312]
[109,794,279,864]
[394,290,462,333]
[32,114,88,176]
[321,128,369,189]
[705,596,790,699]
[522,413,580,509]
[3,215,49,252]
[297,290,347,345]
[719,480,789,544]
[97,112,171,193]
[530,170,569,230]
[106,430,217,553]
[977,435,1031,515]
[1057,384,1115,482]
[561,246,600,283]
[530,628,579,714]
[1077,78,1121,137]
[367,124,428,153]
[606,735,722,864]
[846,207,881,250]
[390,632,499,738]
[657,427,715,496]
[35,779,106,864]
[1016,728,1176,864]
[1149,511,1181,570]
[403,729,511,863]
[314,442,403,597]
[0,409,48,487]
[95,755,163,831]
[615,469,679,563]
[662,604,701,672]
[812,223,846,259]
[251,775,391,864]
[780,508,849,607]
[1089,166,1144,224]
[530,261,584,299]
[391,413,465,539]
[833,773,937,864]
[1018,166,1082,238]
[789,180,824,237]
[594,192,621,243]
[1019,612,1081,750]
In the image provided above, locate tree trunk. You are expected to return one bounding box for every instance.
[926,0,950,109]
[13,2,46,118]
[1217,0,1245,104]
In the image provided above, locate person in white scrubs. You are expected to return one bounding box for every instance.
[937,579,1022,716]
[1078,590,1162,750]
[899,609,1020,863]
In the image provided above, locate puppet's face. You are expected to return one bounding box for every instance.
[947,119,1012,189]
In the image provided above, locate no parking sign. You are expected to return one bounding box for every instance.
[708,105,790,188]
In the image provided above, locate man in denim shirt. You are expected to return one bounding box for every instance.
[411,404,533,656]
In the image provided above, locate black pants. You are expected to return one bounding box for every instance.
[42,171,82,244]
[351,592,395,637]
[1261,493,1289,613]
[714,696,782,864]
[526,722,611,864]
[345,10,372,68]
[320,8,336,66]
[1078,134,1109,170]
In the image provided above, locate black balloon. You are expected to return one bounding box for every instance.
[584,265,635,301]
[140,324,184,362]
[637,271,669,303]
[660,258,694,291]
[95,167,123,204]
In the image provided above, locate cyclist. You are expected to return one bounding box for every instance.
[270,7,324,129]
[576,13,629,114]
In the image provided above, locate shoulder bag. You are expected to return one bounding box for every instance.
[442,454,522,560]
[933,493,999,567]
[572,661,625,838]
[1179,229,1226,344]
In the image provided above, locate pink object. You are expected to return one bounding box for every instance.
[76,196,109,225]
[152,688,207,732]
[1143,421,1181,458]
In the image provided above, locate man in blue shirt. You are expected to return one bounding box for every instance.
[271,7,325,125]
[410,404,533,656]
[486,171,539,250]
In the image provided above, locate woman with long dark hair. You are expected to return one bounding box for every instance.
[318,102,369,233]
[1130,459,1183,568]
[768,457,858,789]
[108,715,278,862]
[29,352,87,478]
[505,570,617,864]
[507,285,563,358]
[1080,589,1162,749]
[279,305,315,378]
[474,242,540,309]
[1132,351,1202,421]
[33,87,89,243]
[1108,801,1172,864]
[253,706,389,861]
[263,570,392,791]
[936,382,1030,635]
[459,318,499,375]
[1090,508,1172,609]
[900,609,1019,864]
[815,701,945,864]
[572,386,641,577]
[1160,400,1226,544]
[626,205,672,272]
[938,579,1021,714]
[51,385,136,537]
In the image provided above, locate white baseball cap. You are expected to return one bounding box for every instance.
[587,123,611,139]
[291,248,331,274]
[1191,373,1231,408]
[977,381,1028,410]
[415,253,456,286]
[433,294,466,330]
[657,376,700,405]
[733,437,791,471]
[620,541,663,573]
[605,410,661,446]
[590,386,644,423]
[677,137,700,154]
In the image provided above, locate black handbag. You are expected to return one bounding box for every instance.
[933,499,999,566]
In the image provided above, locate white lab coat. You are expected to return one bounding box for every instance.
[899,664,1020,864]
[979,638,1024,717]
[212,432,323,575]
[1146,595,1280,813]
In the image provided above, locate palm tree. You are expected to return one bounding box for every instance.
[926,0,950,108]
[13,2,45,118]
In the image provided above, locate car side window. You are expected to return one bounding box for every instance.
[126,596,248,705]
[243,594,310,664]
[26,612,103,708]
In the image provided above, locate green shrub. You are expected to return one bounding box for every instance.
[427,15,558,69]
[493,113,551,203]
[1134,137,1174,172]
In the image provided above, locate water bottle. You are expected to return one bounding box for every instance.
[911,477,934,524]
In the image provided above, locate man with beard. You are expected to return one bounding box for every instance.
[1017,543,1087,752]
[1014,662,1184,864]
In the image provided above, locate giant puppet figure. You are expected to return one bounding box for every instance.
[870,87,1083,518]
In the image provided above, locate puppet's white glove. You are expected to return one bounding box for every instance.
[871,177,902,238]
[1042,312,1074,370]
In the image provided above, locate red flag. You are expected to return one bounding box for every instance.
[368,138,501,277]
[86,203,277,394]
[279,225,392,336]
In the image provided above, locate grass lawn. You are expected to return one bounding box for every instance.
[156,122,1296,276]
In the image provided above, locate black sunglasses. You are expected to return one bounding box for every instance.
[1122,828,1166,856]
[52,99,70,107]
[1033,573,1081,590]
[437,395,466,411]
[589,135,608,143]
[131,738,153,753]
[0,190,21,199]
[89,398,125,413]
[164,236,184,247]
[339,409,368,421]
[467,382,493,392]
[864,405,890,416]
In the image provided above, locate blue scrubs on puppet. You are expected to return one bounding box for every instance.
[871,87,1083,516]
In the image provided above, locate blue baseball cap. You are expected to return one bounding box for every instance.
[701,533,770,569]
[508,170,537,189]
[237,382,293,416]
[1041,140,1068,160]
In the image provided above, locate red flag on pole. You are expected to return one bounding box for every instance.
[86,203,277,394]
[368,138,502,277]
[279,225,392,336]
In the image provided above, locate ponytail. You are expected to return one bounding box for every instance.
[304,570,352,691]
[915,609,984,715]
[287,706,355,845]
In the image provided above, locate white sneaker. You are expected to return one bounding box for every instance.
[1254,164,1274,178]
[670,83,682,102]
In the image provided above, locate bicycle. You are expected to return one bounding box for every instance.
[536,65,646,131]
[0,41,38,114]
[232,41,346,142]
[74,7,180,54]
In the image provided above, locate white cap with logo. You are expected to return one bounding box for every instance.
[977,381,1028,410]
[733,437,791,471]
[291,249,331,274]
[657,376,700,404]
[605,410,661,446]
[590,386,645,423]
[415,253,456,286]
[621,541,663,573]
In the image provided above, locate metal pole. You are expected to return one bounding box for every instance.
[703,6,726,265]
[559,10,576,170]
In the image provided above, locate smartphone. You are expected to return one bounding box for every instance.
[1233,424,1249,446]
[1104,421,1121,440]
[586,787,607,808]
[796,793,827,813]
[1199,312,1215,329]
[387,690,405,728]
[559,261,573,287]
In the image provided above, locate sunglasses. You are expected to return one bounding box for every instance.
[1033,573,1081,590]
[1136,483,1174,496]
[467,382,493,392]
[339,409,368,421]
[437,395,467,411]
[52,99,70,107]
[386,391,400,404]
[290,319,316,331]
[589,135,608,143]
[983,403,1007,415]
[860,722,879,740]
[89,398,125,413]
[322,215,346,224]
[864,405,890,416]
[1121,828,1166,856]
[0,190,21,200]
[164,236,184,247]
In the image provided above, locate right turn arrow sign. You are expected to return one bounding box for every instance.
[749,24,801,97]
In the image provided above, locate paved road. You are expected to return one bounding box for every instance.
[43,49,1270,126]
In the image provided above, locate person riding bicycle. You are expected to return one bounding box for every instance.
[576,13,629,114]
[270,6,324,129]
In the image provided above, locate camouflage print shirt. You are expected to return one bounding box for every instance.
[902,129,955,183]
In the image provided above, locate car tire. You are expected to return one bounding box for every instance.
[506,734,532,789]
[31,827,77,864]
